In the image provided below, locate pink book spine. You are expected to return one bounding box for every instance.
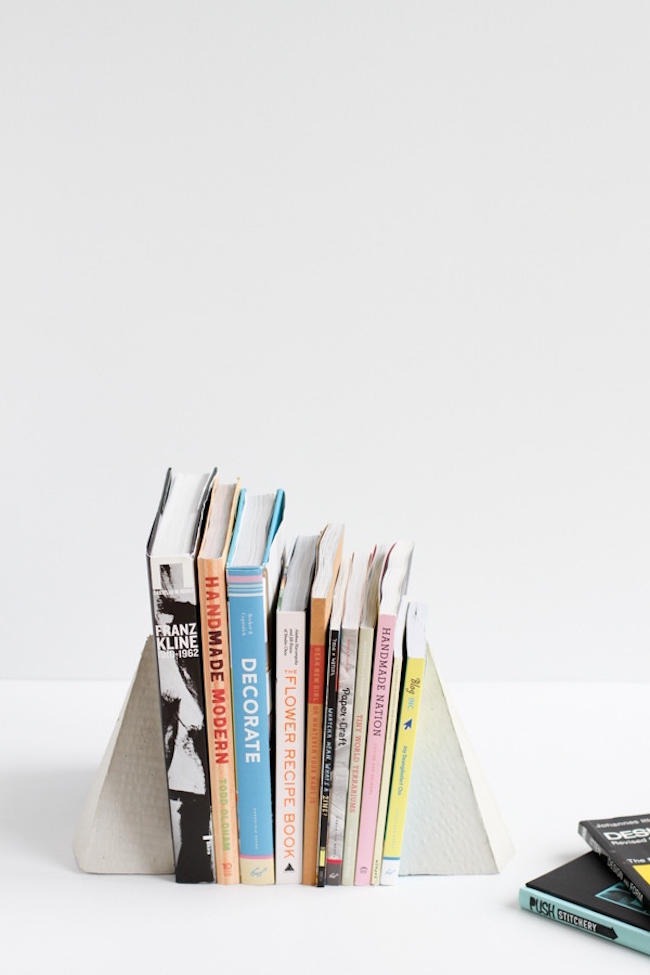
[354,614,395,884]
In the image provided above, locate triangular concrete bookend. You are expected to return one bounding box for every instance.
[73,636,174,874]
[399,647,514,875]
[74,638,514,877]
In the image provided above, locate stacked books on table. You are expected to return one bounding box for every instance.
[521,814,650,957]
[146,467,430,886]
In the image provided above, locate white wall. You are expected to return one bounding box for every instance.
[2,2,649,681]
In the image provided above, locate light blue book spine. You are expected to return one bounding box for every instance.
[226,489,285,885]
[227,564,275,884]
[520,887,650,956]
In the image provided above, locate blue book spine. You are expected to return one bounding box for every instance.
[520,886,650,956]
[227,565,275,884]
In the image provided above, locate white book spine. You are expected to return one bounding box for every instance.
[275,609,306,884]
[341,624,374,885]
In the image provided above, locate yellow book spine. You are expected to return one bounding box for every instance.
[380,655,426,884]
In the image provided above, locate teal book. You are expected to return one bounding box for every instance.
[521,852,650,957]
[226,488,285,885]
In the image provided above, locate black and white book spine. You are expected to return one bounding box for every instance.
[148,554,215,884]
[325,623,357,885]
[317,623,341,887]
[579,817,650,909]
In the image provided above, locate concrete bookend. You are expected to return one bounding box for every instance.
[398,644,514,875]
[74,639,513,877]
[73,637,174,874]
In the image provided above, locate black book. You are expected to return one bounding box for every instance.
[147,468,216,884]
[521,852,650,957]
[579,814,650,910]
[317,556,351,887]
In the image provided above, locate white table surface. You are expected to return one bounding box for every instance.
[2,678,648,974]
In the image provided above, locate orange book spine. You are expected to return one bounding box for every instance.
[302,602,328,885]
[198,556,240,884]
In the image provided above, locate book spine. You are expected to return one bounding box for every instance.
[380,654,426,884]
[303,601,328,885]
[579,825,650,910]
[325,625,358,885]
[578,823,603,858]
[341,624,374,885]
[275,609,307,884]
[317,625,340,886]
[370,652,404,884]
[227,566,275,885]
[355,614,396,884]
[520,886,650,956]
[198,556,239,884]
[148,554,215,884]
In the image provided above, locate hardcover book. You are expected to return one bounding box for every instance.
[317,555,351,886]
[521,852,650,957]
[196,477,242,884]
[370,595,408,884]
[146,468,217,884]
[274,534,319,885]
[341,543,390,886]
[226,488,286,885]
[578,814,650,910]
[380,600,428,884]
[355,540,413,884]
[302,522,344,885]
[326,549,372,885]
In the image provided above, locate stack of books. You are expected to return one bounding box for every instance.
[521,814,650,957]
[146,467,430,886]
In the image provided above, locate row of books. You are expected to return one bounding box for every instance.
[521,814,650,957]
[146,468,429,885]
